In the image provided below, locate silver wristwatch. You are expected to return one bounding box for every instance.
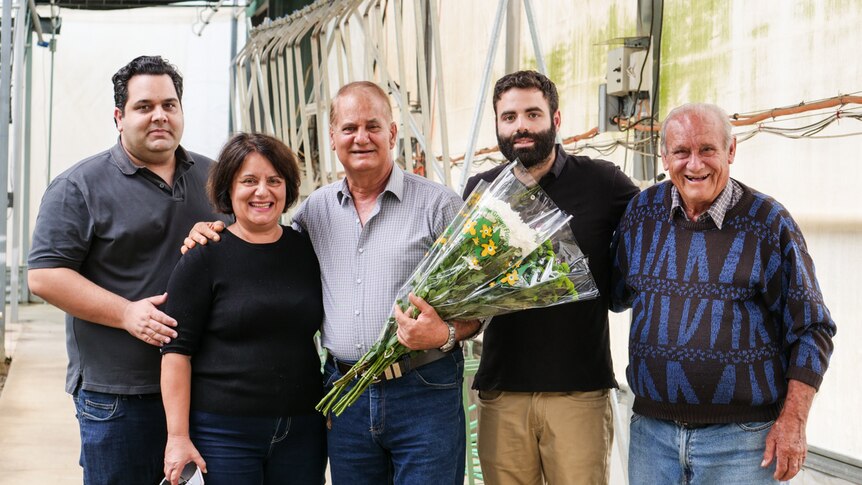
[439,322,457,352]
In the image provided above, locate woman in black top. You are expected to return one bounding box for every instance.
[161,133,325,485]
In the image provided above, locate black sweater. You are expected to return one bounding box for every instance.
[163,227,324,417]
[464,147,639,391]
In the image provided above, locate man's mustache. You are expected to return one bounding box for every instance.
[509,132,538,143]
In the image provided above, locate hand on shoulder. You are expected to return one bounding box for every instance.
[180,221,226,254]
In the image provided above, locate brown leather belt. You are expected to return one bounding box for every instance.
[330,347,456,382]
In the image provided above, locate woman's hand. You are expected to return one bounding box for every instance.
[163,434,207,485]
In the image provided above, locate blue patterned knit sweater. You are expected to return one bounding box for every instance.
[612,180,836,423]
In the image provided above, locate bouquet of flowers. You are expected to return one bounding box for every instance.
[316,161,599,416]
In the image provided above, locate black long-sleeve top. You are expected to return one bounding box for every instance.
[464,147,639,391]
[162,226,324,417]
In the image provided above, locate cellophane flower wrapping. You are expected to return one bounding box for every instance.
[316,161,600,416]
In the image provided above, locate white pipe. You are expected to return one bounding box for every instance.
[10,0,29,322]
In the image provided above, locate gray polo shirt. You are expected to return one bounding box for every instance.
[29,140,228,395]
[293,164,461,361]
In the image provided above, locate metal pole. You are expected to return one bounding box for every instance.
[46,10,56,186]
[262,29,283,137]
[310,20,330,185]
[293,19,316,190]
[504,0,520,74]
[522,0,546,75]
[458,0,508,192]
[428,0,451,186]
[648,0,663,181]
[392,0,410,172]
[10,0,29,324]
[522,0,556,144]
[228,4,238,133]
[22,5,33,303]
[632,0,661,182]
[413,0,436,181]
[1,0,15,364]
[233,45,251,131]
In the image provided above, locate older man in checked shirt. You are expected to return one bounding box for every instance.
[187,81,479,484]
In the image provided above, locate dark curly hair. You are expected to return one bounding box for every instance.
[492,70,559,116]
[208,133,302,215]
[112,56,183,113]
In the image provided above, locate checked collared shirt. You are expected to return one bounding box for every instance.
[293,164,461,361]
[669,178,742,229]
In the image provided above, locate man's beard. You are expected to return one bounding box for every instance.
[497,125,557,168]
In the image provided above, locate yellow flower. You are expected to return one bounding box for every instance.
[481,224,493,239]
[473,237,480,246]
[501,271,518,285]
[481,239,497,257]
[469,192,481,206]
[488,281,496,288]
[435,236,447,245]
[463,220,477,236]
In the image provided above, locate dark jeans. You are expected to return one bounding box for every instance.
[190,410,327,485]
[73,388,166,485]
[323,352,466,485]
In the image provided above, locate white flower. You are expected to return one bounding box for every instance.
[481,198,539,256]
[463,255,482,270]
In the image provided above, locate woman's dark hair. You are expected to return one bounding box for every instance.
[208,133,302,215]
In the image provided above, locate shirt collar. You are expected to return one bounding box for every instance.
[110,137,193,176]
[520,144,566,187]
[544,144,566,181]
[669,178,740,229]
[337,162,403,205]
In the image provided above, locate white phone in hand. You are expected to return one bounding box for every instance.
[158,462,204,485]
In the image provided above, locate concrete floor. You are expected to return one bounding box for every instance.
[0,304,81,484]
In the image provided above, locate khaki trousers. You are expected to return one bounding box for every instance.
[476,390,613,485]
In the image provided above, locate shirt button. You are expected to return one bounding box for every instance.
[354,310,360,316]
[159,183,165,189]
[356,278,362,284]
[358,248,364,253]
[355,218,360,223]
[355,344,362,349]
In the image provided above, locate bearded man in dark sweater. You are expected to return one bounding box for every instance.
[612,103,836,484]
[463,71,639,484]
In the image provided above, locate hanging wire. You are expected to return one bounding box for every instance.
[448,102,862,168]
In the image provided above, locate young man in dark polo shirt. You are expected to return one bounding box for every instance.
[463,70,639,484]
[28,56,227,485]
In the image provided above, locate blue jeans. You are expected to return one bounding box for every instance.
[629,413,785,485]
[323,353,466,485]
[189,410,327,485]
[73,388,166,485]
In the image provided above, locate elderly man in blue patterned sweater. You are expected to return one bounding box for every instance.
[611,102,836,484]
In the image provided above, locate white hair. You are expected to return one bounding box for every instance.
[660,103,733,153]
